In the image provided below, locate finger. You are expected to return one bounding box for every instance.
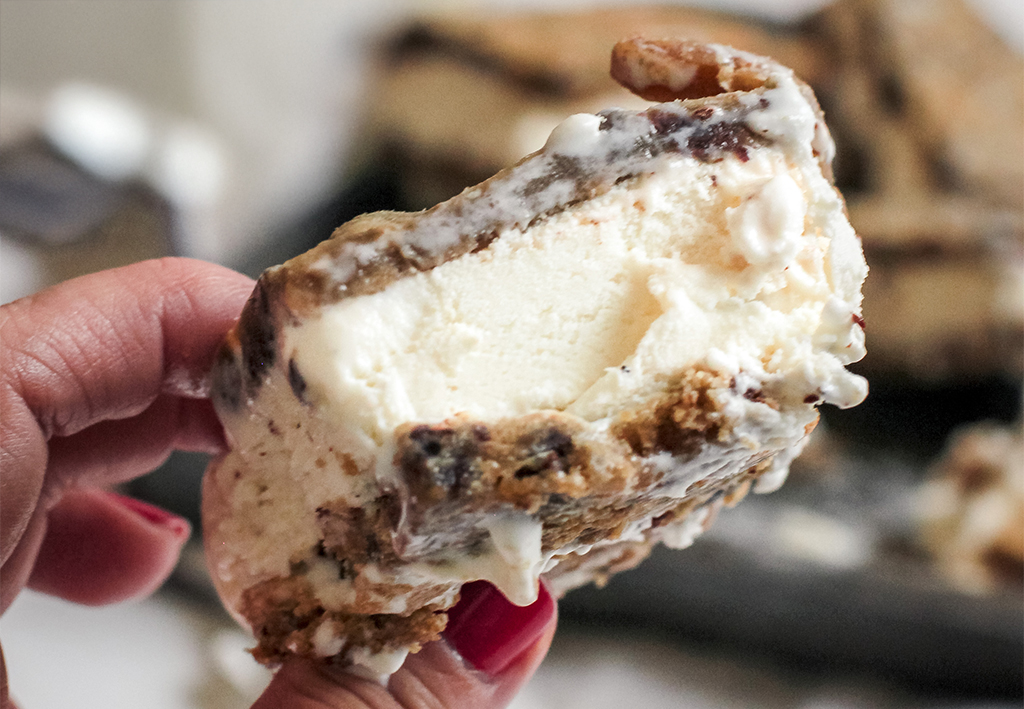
[0,258,252,560]
[253,581,558,709]
[25,488,190,606]
[0,509,46,614]
[1,643,10,709]
[45,395,223,495]
[0,391,47,565]
[397,581,557,708]
[2,257,254,439]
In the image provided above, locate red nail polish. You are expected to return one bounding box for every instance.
[106,492,191,537]
[443,580,555,676]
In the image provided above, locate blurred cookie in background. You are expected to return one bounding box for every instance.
[808,0,1023,206]
[353,5,823,210]
[806,0,1024,383]
[917,420,1024,595]
[851,197,1023,381]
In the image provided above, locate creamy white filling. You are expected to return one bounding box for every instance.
[543,112,606,155]
[726,173,806,271]
[288,149,865,455]
[345,647,409,686]
[752,431,810,494]
[396,513,545,606]
[658,506,712,550]
[311,620,346,658]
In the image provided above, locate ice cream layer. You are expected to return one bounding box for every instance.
[290,148,864,453]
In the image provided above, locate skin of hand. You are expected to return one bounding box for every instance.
[0,258,557,709]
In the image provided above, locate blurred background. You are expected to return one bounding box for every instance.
[1,1,1021,707]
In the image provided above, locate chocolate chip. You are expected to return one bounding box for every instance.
[514,465,541,479]
[743,388,767,403]
[288,358,308,403]
[470,230,499,254]
[648,109,689,135]
[237,280,277,390]
[520,154,589,198]
[654,418,703,456]
[403,426,479,499]
[514,428,575,478]
[364,534,382,563]
[687,122,757,163]
[532,429,574,459]
[211,344,243,411]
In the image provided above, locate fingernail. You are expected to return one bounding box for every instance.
[443,580,555,677]
[106,492,191,538]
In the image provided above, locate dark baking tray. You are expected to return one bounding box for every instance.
[559,505,1023,700]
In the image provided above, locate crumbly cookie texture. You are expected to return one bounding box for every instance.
[203,39,868,680]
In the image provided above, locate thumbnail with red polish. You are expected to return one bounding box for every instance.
[443,580,555,676]
[105,492,191,537]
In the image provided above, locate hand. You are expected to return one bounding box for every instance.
[0,258,556,708]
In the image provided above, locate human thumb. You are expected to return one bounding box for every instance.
[252,580,557,709]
